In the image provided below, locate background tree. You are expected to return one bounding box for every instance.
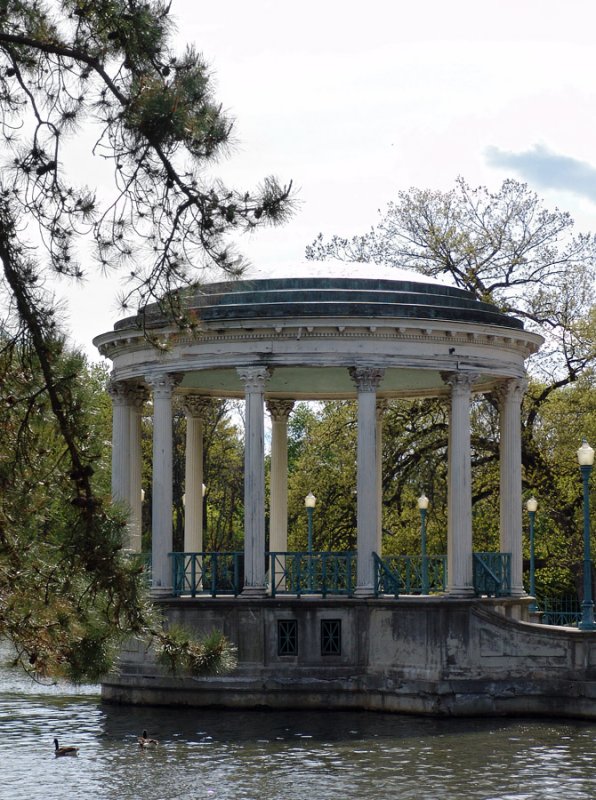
[0,0,294,680]
[306,178,596,597]
[285,402,357,552]
[162,399,245,553]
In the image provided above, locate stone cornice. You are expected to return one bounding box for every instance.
[95,319,543,360]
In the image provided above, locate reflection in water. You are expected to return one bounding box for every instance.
[1,656,596,800]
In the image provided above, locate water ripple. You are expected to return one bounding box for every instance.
[2,657,596,800]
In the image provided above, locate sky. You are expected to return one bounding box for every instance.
[57,0,596,358]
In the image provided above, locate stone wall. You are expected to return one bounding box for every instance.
[101,596,596,718]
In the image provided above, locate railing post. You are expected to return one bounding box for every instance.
[190,554,196,598]
[211,553,217,597]
[234,552,241,596]
[270,552,276,598]
[295,554,302,598]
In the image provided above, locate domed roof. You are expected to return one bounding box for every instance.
[169,260,523,331]
[240,259,445,284]
[97,259,542,402]
[114,260,522,331]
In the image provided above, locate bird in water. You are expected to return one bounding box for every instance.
[138,730,158,747]
[54,738,79,757]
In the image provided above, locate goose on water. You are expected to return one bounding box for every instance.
[54,738,79,757]
[138,730,158,747]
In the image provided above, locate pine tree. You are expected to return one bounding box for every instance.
[0,0,293,679]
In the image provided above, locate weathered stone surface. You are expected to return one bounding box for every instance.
[102,597,596,718]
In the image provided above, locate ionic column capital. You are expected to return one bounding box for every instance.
[237,366,271,393]
[266,399,295,422]
[349,367,385,392]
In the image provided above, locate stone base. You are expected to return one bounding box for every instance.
[240,585,268,598]
[102,595,596,719]
[150,586,173,599]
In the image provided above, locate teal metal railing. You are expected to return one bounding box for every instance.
[269,551,357,597]
[373,553,447,597]
[167,550,512,598]
[540,596,581,626]
[472,552,511,597]
[170,552,243,597]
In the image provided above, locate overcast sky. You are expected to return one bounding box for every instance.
[59,0,596,357]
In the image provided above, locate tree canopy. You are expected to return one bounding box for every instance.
[306,177,595,386]
[305,178,596,598]
[0,0,294,680]
[0,0,293,310]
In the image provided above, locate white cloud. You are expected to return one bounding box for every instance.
[485,145,596,204]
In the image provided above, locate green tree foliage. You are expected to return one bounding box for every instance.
[202,402,245,551]
[306,178,596,596]
[0,0,294,679]
[166,399,244,552]
[286,402,357,552]
[307,177,595,381]
[0,322,237,681]
[0,0,293,311]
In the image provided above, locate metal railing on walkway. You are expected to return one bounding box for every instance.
[374,552,512,598]
[539,596,581,626]
[167,550,513,599]
[170,552,244,597]
[269,551,357,597]
[373,553,447,597]
[472,552,511,597]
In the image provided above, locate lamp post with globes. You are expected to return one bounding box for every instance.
[526,497,538,613]
[578,440,595,631]
[418,494,429,594]
[305,492,316,591]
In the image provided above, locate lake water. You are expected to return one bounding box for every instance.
[2,656,596,800]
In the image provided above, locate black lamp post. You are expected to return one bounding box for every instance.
[578,440,595,631]
[418,494,429,594]
[526,496,538,613]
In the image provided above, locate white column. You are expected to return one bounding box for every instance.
[350,367,385,597]
[442,371,478,597]
[128,385,148,553]
[146,372,179,593]
[497,377,527,597]
[376,399,388,557]
[238,366,270,596]
[108,380,132,510]
[266,399,294,554]
[183,396,211,553]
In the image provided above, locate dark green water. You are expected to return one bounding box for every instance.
[2,660,596,800]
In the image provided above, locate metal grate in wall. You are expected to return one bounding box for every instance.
[277,619,298,656]
[321,619,342,655]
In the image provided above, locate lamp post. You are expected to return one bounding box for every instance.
[578,439,595,631]
[526,497,538,613]
[305,492,316,590]
[418,494,429,594]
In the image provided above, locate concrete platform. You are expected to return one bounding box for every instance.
[101,596,596,719]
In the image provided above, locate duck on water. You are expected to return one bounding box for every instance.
[54,738,79,757]
[138,731,158,748]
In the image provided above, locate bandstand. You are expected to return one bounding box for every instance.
[95,261,541,600]
[92,263,596,719]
